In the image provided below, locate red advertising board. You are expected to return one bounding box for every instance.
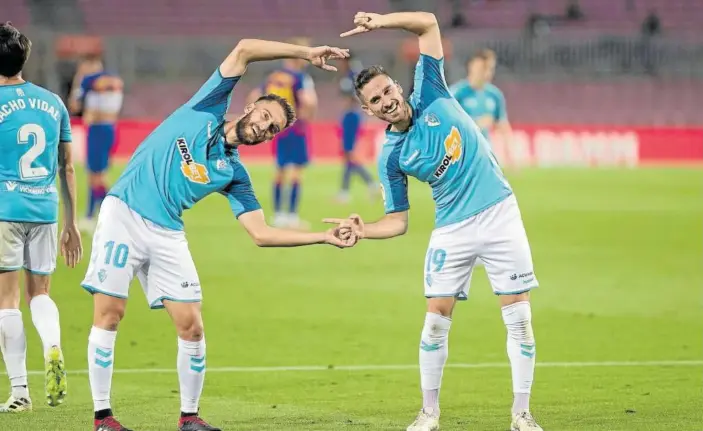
[70,119,703,166]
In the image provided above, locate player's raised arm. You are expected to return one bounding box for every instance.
[221,39,350,78]
[340,11,442,60]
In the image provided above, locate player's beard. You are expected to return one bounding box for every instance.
[235,111,259,145]
[383,100,409,125]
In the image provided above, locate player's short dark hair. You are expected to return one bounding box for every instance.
[468,48,496,64]
[0,22,31,78]
[354,65,390,100]
[257,94,296,129]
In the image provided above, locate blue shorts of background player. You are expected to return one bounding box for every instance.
[273,128,309,228]
[336,109,375,203]
[87,123,116,174]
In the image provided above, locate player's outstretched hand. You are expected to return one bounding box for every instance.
[60,223,83,268]
[322,214,365,240]
[307,46,350,72]
[340,12,385,37]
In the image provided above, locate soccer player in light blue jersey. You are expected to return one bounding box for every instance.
[450,49,513,152]
[80,38,352,431]
[0,22,83,412]
[328,11,543,431]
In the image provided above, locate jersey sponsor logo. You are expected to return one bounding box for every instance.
[176,137,210,184]
[3,181,56,195]
[216,159,227,170]
[433,126,462,179]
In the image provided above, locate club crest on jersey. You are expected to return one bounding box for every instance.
[176,138,210,184]
[433,126,462,179]
[424,113,440,127]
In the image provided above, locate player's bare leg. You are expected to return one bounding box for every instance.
[285,165,310,230]
[500,292,542,431]
[0,270,31,413]
[163,300,220,431]
[89,293,132,431]
[80,173,108,233]
[25,272,66,407]
[407,297,456,431]
[272,167,288,227]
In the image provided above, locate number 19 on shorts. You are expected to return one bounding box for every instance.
[426,248,447,273]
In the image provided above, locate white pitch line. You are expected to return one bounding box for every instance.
[21,360,703,376]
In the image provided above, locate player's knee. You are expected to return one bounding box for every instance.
[0,271,21,309]
[89,174,104,187]
[426,297,455,318]
[93,294,126,331]
[171,306,204,341]
[25,273,50,299]
[176,317,204,342]
[289,167,303,182]
[420,312,452,349]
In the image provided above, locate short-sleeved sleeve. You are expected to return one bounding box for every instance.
[185,68,241,116]
[377,144,410,214]
[410,54,451,110]
[220,162,261,218]
[493,88,508,122]
[58,99,72,143]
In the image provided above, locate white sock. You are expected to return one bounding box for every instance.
[177,337,206,414]
[502,301,536,416]
[29,294,61,356]
[88,326,117,412]
[419,312,451,413]
[0,310,29,400]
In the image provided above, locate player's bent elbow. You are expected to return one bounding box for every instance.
[232,39,257,61]
[249,227,275,247]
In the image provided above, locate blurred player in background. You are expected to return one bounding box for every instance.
[80,38,352,431]
[0,22,82,412]
[335,55,376,203]
[450,49,513,154]
[69,55,124,233]
[330,11,542,431]
[248,37,317,229]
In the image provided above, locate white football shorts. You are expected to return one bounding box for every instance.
[424,194,538,300]
[81,196,202,309]
[0,221,57,275]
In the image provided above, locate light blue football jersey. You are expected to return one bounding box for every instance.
[109,69,261,231]
[378,55,512,229]
[449,79,507,140]
[0,83,72,223]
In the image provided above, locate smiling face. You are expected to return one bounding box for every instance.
[356,71,408,125]
[235,97,294,145]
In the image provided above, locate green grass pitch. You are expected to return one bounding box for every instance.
[1,164,701,430]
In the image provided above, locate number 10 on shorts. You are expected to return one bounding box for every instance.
[425,248,447,273]
[104,241,129,268]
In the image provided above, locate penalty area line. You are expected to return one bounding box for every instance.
[22,360,703,376]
